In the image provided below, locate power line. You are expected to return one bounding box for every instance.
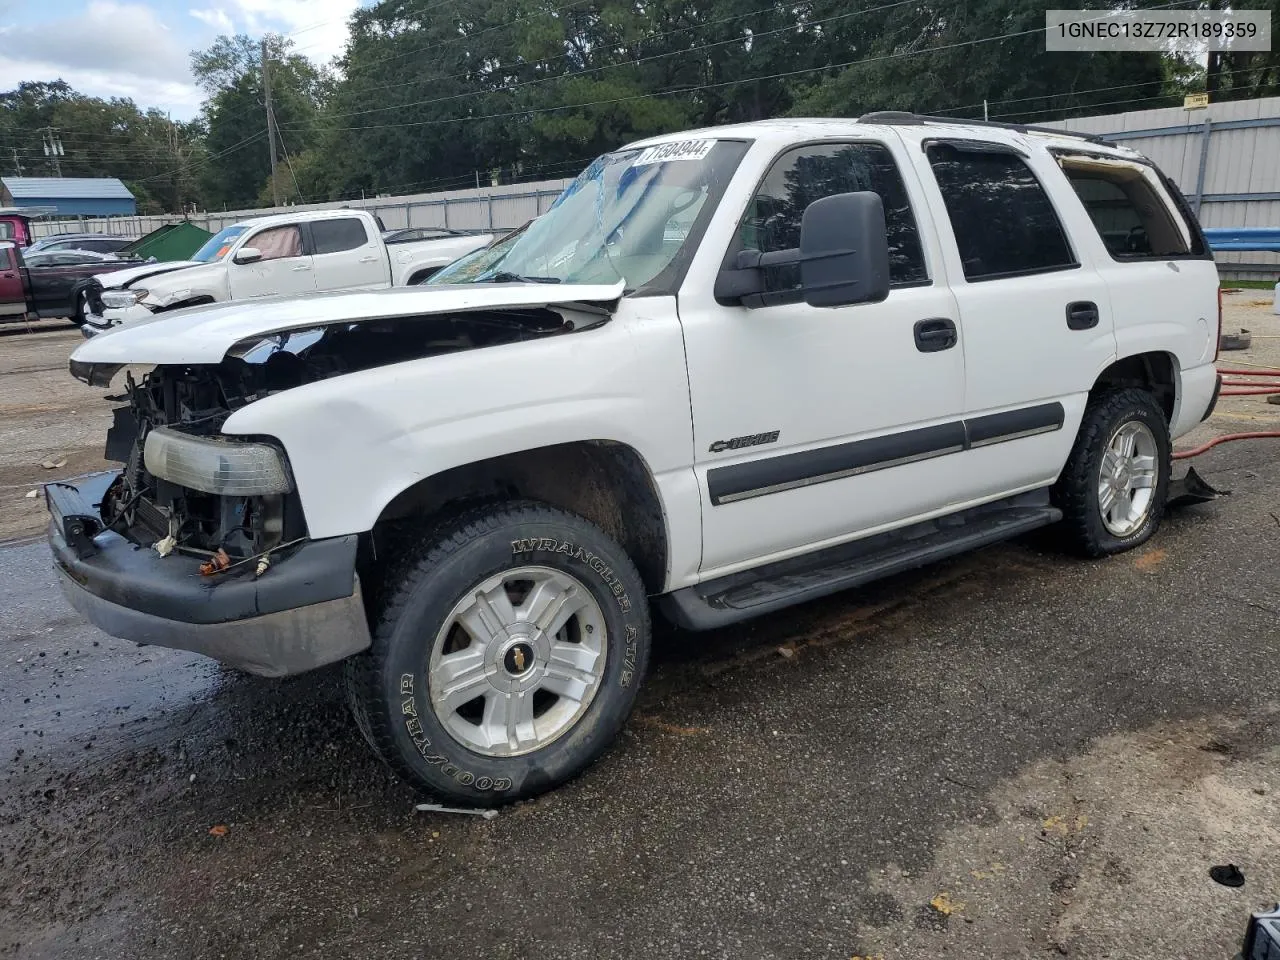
[132,129,267,184]
[319,0,921,123]
[272,106,304,204]
[334,0,789,103]
[343,0,597,77]
[299,0,1200,133]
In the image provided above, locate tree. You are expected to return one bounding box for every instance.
[0,80,204,214]
[191,34,328,209]
[787,0,1168,123]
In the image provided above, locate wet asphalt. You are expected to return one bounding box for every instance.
[2,439,1279,959]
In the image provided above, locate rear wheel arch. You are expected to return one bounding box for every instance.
[1090,351,1178,423]
[369,441,670,596]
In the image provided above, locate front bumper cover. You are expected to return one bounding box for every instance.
[47,473,371,677]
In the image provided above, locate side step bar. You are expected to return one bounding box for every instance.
[661,492,1062,631]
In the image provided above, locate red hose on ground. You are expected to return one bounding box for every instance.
[1216,367,1280,377]
[1166,366,1280,459]
[1173,431,1280,460]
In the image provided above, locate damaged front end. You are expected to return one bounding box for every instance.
[89,306,581,563]
[50,304,590,676]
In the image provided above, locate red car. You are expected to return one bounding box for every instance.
[0,241,144,325]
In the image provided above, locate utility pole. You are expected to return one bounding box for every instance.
[261,38,280,208]
[10,148,24,176]
[168,112,184,214]
[39,127,64,176]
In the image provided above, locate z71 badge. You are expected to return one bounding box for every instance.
[709,430,781,454]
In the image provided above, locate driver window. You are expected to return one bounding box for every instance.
[247,225,303,261]
[738,142,928,298]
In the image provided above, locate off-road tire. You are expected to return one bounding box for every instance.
[1053,388,1171,557]
[344,500,651,805]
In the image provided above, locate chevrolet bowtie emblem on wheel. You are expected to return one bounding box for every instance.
[504,641,535,676]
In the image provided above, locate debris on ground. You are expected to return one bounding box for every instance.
[415,802,500,820]
[208,825,229,838]
[1209,864,1246,887]
[929,892,964,916]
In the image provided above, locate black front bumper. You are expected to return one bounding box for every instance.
[47,473,371,677]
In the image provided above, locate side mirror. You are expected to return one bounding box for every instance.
[798,192,890,308]
[713,191,891,308]
[233,247,262,265]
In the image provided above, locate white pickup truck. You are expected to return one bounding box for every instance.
[81,208,493,335]
[51,114,1221,805]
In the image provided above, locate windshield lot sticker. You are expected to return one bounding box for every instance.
[632,140,716,165]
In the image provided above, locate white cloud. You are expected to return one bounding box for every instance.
[0,0,365,120]
[189,7,234,34]
[0,0,204,116]
[220,0,362,64]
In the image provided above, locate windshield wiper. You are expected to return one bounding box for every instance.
[480,270,561,284]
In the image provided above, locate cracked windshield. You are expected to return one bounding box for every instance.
[432,139,746,291]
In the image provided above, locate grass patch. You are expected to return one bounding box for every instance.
[1220,279,1278,290]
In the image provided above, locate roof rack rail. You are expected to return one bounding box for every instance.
[856,111,1109,145]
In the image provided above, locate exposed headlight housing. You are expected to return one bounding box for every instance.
[100,288,147,309]
[143,427,292,496]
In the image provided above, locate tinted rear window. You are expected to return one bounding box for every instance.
[311,218,369,255]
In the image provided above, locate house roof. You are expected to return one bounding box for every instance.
[1,177,134,200]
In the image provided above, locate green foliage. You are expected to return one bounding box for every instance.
[192,33,328,209]
[6,0,1238,211]
[0,81,204,214]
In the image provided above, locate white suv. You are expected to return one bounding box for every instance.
[50,114,1221,804]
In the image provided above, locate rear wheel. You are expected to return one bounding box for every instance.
[345,501,651,804]
[1053,388,1171,556]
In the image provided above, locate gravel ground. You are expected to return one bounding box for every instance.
[1,293,1279,959]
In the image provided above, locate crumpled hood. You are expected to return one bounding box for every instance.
[69,281,626,370]
[136,262,226,303]
[93,260,200,289]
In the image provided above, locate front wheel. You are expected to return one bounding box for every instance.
[345,501,651,805]
[1053,388,1171,556]
[70,290,91,327]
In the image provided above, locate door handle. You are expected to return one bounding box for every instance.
[291,264,312,272]
[913,317,958,352]
[358,256,377,263]
[1066,301,1099,330]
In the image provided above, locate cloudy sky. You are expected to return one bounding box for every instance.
[0,0,370,120]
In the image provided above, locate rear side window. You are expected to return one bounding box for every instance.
[1055,154,1194,259]
[738,141,928,294]
[310,218,369,255]
[0,222,14,240]
[926,145,1075,281]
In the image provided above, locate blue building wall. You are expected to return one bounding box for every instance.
[11,196,136,216]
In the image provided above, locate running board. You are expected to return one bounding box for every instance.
[661,493,1062,631]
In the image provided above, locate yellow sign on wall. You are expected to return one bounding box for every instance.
[1184,92,1210,109]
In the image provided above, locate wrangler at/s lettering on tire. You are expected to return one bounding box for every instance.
[344,500,651,805]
